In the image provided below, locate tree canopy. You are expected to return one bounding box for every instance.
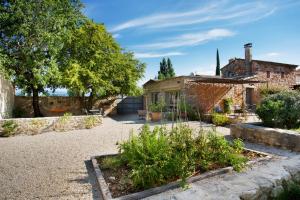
[216,49,221,76]
[60,20,145,108]
[157,57,175,80]
[0,0,84,116]
[0,0,145,116]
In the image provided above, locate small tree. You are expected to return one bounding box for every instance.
[216,49,221,76]
[157,57,175,80]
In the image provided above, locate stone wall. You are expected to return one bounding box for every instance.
[231,123,300,152]
[0,74,14,119]
[14,96,117,117]
[0,115,102,136]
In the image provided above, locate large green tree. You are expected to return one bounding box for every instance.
[157,57,175,80]
[61,20,145,109]
[216,49,221,76]
[0,0,84,116]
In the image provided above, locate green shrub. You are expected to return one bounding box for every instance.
[118,124,247,189]
[256,91,300,129]
[212,113,230,126]
[84,116,101,129]
[276,182,300,200]
[258,85,285,97]
[149,100,166,112]
[223,98,233,114]
[12,107,26,118]
[1,120,18,137]
[178,101,199,121]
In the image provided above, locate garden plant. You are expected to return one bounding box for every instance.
[99,124,248,195]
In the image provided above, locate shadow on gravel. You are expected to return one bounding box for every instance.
[69,160,103,200]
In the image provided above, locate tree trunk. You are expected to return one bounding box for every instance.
[88,89,94,110]
[32,88,43,117]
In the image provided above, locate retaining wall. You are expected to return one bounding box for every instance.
[231,123,300,152]
[0,115,102,136]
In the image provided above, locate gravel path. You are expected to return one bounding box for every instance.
[0,115,224,200]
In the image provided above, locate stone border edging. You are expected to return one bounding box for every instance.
[91,149,272,200]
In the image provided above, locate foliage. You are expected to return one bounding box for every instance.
[54,112,73,131]
[256,91,300,129]
[12,107,26,118]
[276,182,300,200]
[216,49,221,76]
[118,124,247,189]
[178,101,199,121]
[61,20,145,108]
[212,113,230,126]
[84,116,101,129]
[157,58,175,80]
[258,85,286,97]
[1,120,18,137]
[0,0,84,116]
[149,100,166,112]
[223,98,233,114]
[100,156,122,170]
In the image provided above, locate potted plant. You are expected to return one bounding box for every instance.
[149,100,166,121]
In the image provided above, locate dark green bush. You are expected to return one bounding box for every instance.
[276,182,300,200]
[256,91,300,129]
[1,120,18,137]
[13,107,26,118]
[118,124,247,189]
[212,113,230,126]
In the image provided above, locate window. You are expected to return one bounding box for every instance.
[165,91,180,110]
[267,71,270,78]
[151,92,159,104]
[281,72,284,78]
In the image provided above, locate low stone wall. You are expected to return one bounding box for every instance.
[231,123,300,152]
[0,115,102,136]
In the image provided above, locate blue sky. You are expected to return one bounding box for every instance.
[82,0,300,85]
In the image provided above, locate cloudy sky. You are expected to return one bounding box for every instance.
[82,0,300,85]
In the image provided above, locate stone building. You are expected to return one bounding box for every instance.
[143,43,298,113]
[143,75,262,113]
[221,43,298,105]
[0,74,14,119]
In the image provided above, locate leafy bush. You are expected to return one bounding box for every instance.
[256,91,300,129]
[258,85,285,97]
[178,101,199,121]
[223,98,233,114]
[12,107,26,118]
[84,116,101,129]
[212,113,230,126]
[1,120,18,137]
[276,182,300,200]
[149,100,166,112]
[118,124,247,189]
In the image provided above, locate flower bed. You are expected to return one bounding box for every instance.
[91,125,271,199]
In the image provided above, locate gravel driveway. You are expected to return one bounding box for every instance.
[0,115,223,200]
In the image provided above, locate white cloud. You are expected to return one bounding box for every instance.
[112,33,121,39]
[133,29,235,50]
[110,1,276,32]
[134,52,185,58]
[265,52,280,57]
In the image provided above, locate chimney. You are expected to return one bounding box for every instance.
[244,43,252,74]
